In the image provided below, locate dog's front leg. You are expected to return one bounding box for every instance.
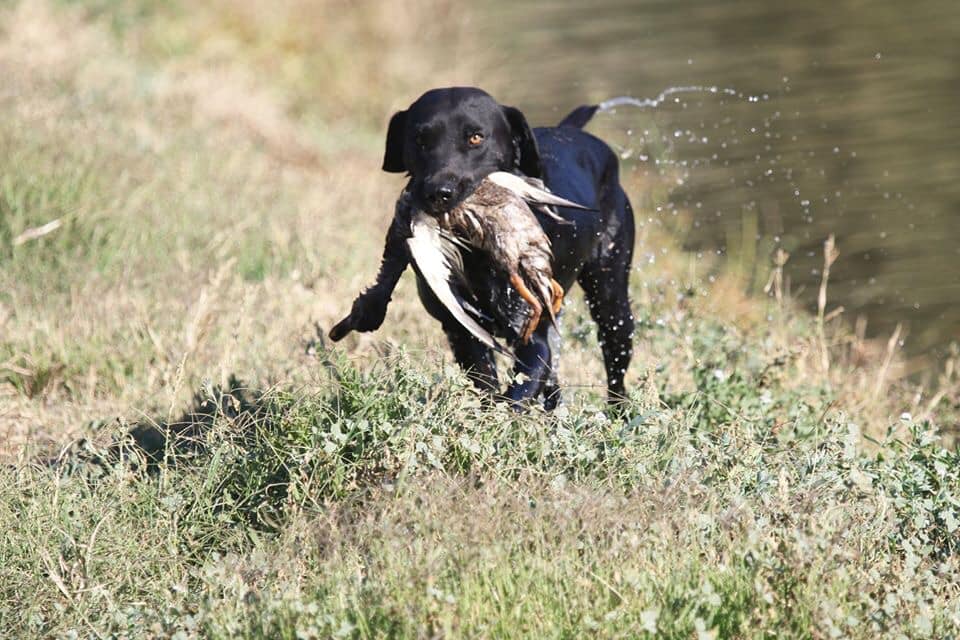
[329,206,411,341]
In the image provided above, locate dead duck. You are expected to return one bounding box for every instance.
[406,171,593,352]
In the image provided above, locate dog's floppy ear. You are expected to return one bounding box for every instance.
[502,105,542,179]
[382,110,407,173]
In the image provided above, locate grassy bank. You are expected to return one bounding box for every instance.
[3,354,959,637]
[1,1,958,637]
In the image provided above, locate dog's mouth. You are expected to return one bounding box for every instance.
[426,189,470,214]
[424,196,466,215]
[417,175,477,214]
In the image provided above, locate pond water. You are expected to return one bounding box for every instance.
[481,0,960,368]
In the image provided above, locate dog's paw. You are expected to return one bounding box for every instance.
[328,293,389,341]
[328,316,353,341]
[350,293,389,332]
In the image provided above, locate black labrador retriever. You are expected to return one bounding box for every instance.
[329,87,635,406]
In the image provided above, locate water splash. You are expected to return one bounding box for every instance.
[598,85,739,112]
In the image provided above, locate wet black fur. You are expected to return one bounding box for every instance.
[330,87,636,406]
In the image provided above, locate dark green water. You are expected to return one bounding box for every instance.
[481,0,960,365]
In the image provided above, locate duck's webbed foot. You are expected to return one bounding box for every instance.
[549,278,564,315]
[510,273,543,344]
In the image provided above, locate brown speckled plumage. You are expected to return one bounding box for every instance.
[407,171,593,348]
[437,176,565,343]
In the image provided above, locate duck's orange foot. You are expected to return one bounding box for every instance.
[549,278,564,315]
[510,273,543,344]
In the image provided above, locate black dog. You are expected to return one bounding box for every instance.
[330,87,635,406]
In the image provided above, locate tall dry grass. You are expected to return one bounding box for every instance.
[0,0,492,453]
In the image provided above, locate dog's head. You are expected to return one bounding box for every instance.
[382,87,542,213]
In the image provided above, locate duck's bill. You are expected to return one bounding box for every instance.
[407,213,513,358]
[486,171,597,211]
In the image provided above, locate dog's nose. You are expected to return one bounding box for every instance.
[426,183,456,208]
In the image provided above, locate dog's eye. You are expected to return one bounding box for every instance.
[468,132,484,146]
[415,134,426,148]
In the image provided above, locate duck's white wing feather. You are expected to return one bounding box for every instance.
[486,172,596,215]
[407,213,511,356]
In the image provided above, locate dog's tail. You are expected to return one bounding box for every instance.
[557,104,599,129]
[560,88,739,129]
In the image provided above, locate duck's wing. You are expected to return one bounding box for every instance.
[486,172,596,223]
[407,213,512,357]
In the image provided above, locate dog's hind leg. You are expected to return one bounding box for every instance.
[445,325,499,392]
[578,185,636,404]
[540,322,563,410]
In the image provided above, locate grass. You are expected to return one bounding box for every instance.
[3,354,959,637]
[1,0,959,637]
